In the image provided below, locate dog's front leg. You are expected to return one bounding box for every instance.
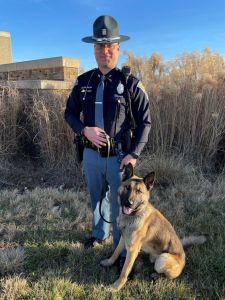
[110,247,139,291]
[100,236,125,267]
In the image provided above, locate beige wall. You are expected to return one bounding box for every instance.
[1,79,74,90]
[0,32,12,64]
[0,56,80,81]
[0,66,78,81]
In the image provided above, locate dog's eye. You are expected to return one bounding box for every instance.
[136,189,142,194]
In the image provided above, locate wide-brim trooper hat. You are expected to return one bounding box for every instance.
[82,15,130,44]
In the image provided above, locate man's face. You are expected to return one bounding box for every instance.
[94,43,120,71]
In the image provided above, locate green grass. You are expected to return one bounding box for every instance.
[0,157,224,299]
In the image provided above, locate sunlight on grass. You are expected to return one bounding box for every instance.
[0,157,224,299]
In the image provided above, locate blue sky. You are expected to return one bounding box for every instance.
[1,0,225,70]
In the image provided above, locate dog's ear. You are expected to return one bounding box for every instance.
[122,163,134,182]
[143,171,155,190]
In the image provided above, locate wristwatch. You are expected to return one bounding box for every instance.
[130,152,139,159]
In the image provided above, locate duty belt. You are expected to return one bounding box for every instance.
[84,137,119,157]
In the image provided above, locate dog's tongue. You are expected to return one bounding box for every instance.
[123,206,133,215]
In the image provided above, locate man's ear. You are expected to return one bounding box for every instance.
[143,171,155,190]
[122,163,134,182]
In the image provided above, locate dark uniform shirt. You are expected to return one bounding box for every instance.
[65,67,151,156]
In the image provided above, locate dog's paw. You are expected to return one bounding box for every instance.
[100,258,113,267]
[149,272,161,282]
[108,279,126,291]
[105,285,117,292]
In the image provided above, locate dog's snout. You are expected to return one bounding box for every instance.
[121,195,132,207]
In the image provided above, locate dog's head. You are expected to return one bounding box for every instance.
[118,164,155,216]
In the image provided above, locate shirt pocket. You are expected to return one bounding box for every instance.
[114,95,127,119]
[80,92,95,125]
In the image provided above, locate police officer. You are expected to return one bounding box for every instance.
[65,16,151,262]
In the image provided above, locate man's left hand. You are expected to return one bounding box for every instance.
[120,154,137,170]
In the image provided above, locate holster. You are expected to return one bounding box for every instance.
[121,129,134,154]
[74,134,84,163]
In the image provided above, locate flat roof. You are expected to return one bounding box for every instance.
[0,32,11,37]
[0,56,80,71]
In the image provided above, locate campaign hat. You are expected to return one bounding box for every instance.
[82,15,130,43]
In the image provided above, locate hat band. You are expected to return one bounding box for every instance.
[93,36,120,42]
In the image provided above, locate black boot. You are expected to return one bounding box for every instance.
[84,237,104,249]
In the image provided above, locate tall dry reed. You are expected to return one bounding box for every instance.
[0,49,225,170]
[148,80,225,166]
[31,90,75,166]
[124,48,225,168]
[0,86,24,158]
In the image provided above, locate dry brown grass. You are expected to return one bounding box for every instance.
[0,86,24,158]
[149,80,225,165]
[1,49,225,171]
[0,247,26,275]
[124,48,225,168]
[32,90,75,165]
[0,275,28,300]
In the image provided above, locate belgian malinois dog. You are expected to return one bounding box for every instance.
[100,164,206,291]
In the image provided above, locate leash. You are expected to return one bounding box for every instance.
[98,66,133,224]
[98,133,113,224]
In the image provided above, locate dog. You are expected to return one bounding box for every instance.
[100,163,206,291]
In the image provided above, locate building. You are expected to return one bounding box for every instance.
[0,32,12,65]
[0,32,80,90]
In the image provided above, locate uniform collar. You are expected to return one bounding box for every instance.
[97,67,118,82]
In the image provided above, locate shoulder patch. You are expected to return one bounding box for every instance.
[137,81,146,92]
[137,81,149,99]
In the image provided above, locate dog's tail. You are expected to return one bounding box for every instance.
[181,235,207,248]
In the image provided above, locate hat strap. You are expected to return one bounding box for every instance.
[93,36,120,42]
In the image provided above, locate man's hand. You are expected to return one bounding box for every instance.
[83,126,108,148]
[120,154,137,170]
